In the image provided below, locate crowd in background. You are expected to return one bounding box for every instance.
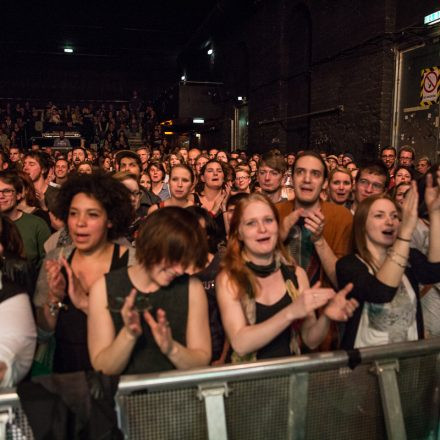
[0,98,440,400]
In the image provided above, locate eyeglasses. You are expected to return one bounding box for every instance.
[107,292,152,313]
[357,178,384,192]
[0,189,15,196]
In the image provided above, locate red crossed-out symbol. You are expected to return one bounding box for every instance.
[424,71,437,93]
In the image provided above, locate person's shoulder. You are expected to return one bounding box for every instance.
[337,253,365,270]
[321,201,353,222]
[275,199,295,218]
[19,212,50,228]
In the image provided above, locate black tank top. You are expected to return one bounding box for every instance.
[53,244,129,373]
[255,264,298,360]
[105,267,189,374]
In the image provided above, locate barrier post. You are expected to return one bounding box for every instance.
[287,372,308,440]
[198,383,229,440]
[372,360,407,440]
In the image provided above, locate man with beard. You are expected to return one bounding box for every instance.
[380,146,396,188]
[71,147,87,170]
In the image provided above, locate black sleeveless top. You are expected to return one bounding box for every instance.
[53,244,129,373]
[0,277,25,304]
[105,267,189,374]
[255,264,298,360]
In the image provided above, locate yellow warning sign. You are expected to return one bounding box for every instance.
[420,67,440,106]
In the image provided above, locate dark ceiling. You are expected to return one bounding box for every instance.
[1,1,219,59]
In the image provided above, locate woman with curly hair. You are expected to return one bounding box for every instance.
[33,171,136,373]
[216,193,357,362]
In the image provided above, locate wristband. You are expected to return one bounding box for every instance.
[396,236,411,242]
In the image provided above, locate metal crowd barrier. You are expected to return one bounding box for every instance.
[1,338,440,440]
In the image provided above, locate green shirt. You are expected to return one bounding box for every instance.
[14,212,51,270]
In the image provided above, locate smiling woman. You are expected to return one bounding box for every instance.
[336,172,440,349]
[33,172,135,373]
[87,207,211,375]
[216,193,357,362]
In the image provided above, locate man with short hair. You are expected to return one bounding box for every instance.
[398,145,416,167]
[257,151,287,204]
[380,146,397,188]
[115,150,142,177]
[23,152,51,208]
[115,150,160,209]
[53,158,69,186]
[277,151,353,289]
[0,171,50,269]
[71,147,86,169]
[151,148,162,161]
[135,147,150,170]
[53,130,71,148]
[352,161,388,213]
[416,156,431,175]
[188,148,201,169]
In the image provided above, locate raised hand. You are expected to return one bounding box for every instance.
[143,308,175,356]
[120,289,142,338]
[304,209,325,242]
[425,168,440,214]
[59,256,89,313]
[292,282,335,318]
[399,180,419,237]
[45,259,66,301]
[323,283,357,321]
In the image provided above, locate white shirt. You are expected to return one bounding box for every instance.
[0,293,37,388]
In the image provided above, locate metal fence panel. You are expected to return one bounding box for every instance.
[306,365,386,440]
[117,387,208,440]
[398,354,440,439]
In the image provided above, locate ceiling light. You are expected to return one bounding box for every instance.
[193,118,204,124]
[207,49,213,55]
[64,48,73,53]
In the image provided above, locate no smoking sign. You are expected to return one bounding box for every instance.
[421,67,440,106]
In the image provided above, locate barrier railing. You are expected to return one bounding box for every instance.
[1,338,440,440]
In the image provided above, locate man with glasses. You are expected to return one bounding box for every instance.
[0,171,50,269]
[380,146,396,188]
[398,146,416,167]
[352,161,388,213]
[257,150,287,204]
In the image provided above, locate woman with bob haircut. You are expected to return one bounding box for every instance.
[33,171,135,373]
[216,193,357,362]
[88,207,211,375]
[147,161,170,201]
[336,171,440,350]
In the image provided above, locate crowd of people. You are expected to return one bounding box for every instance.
[0,119,439,391]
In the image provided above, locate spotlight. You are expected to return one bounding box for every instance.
[207,49,213,55]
